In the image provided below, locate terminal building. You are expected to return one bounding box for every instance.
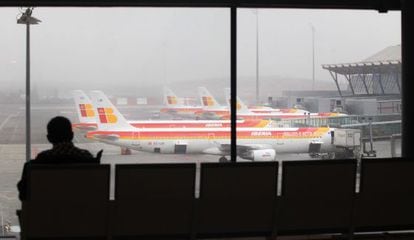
[269,46,402,157]
[323,44,401,115]
[273,45,401,116]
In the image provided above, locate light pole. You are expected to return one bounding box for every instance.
[310,23,315,91]
[1,203,3,236]
[17,7,41,162]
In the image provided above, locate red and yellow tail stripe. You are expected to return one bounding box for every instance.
[202,96,215,106]
[79,104,95,117]
[97,107,118,123]
[167,96,178,105]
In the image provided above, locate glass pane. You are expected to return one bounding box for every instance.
[0,7,27,234]
[23,7,230,165]
[236,9,401,161]
[2,7,230,233]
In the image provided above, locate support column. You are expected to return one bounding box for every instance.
[402,0,414,158]
[395,69,401,93]
[361,74,369,95]
[329,70,343,97]
[230,7,237,162]
[26,23,31,162]
[344,73,355,95]
[377,65,385,94]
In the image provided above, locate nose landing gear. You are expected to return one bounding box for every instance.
[219,156,229,163]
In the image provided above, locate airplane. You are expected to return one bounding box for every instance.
[195,87,309,120]
[72,90,274,132]
[194,87,229,119]
[159,87,202,118]
[198,87,307,116]
[198,86,227,110]
[86,90,338,162]
[249,105,308,114]
[72,90,100,131]
[223,89,347,120]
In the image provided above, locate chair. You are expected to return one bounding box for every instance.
[196,161,278,238]
[111,163,196,239]
[355,158,414,232]
[20,164,110,240]
[277,159,357,237]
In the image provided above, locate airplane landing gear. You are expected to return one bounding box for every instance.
[219,156,228,163]
[121,147,131,155]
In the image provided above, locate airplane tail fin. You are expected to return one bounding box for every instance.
[89,90,135,131]
[224,88,253,114]
[163,86,181,107]
[72,90,96,123]
[198,87,221,109]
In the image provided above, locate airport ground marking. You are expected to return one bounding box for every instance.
[0,114,16,131]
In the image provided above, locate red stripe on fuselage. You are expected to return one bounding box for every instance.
[130,119,265,128]
[87,127,328,140]
[74,119,267,129]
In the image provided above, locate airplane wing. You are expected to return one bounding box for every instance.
[218,143,274,154]
[199,111,223,120]
[204,143,276,161]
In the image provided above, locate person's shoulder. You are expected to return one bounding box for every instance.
[73,145,100,163]
[34,150,53,162]
[36,149,52,156]
[74,146,93,157]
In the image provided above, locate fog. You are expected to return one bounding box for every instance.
[0,7,401,102]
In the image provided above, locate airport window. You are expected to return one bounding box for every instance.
[0,4,403,235]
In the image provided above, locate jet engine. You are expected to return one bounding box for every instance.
[239,149,276,161]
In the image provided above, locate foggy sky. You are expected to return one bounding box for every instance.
[0,7,401,99]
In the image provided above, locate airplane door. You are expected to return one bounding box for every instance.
[174,144,187,154]
[174,140,187,154]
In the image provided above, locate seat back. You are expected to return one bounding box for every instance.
[355,158,414,232]
[112,163,196,238]
[22,164,110,239]
[197,161,278,237]
[278,159,356,235]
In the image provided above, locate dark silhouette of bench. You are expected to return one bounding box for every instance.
[277,160,357,239]
[111,163,196,239]
[18,158,414,240]
[20,164,110,240]
[196,161,278,238]
[355,158,414,232]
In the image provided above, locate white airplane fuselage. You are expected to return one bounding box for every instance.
[87,127,335,155]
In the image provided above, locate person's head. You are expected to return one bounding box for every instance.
[46,116,74,144]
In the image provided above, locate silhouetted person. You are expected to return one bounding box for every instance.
[17,116,102,201]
